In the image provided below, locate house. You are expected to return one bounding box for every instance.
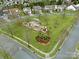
[44,5,65,13]
[3,8,20,15]
[64,0,72,3]
[54,5,66,12]
[44,5,53,13]
[74,4,79,10]
[2,0,43,5]
[66,5,76,11]
[74,4,79,7]
[3,0,23,5]
[33,6,43,14]
[23,7,33,16]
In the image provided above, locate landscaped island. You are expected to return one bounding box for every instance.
[0,0,79,58]
[0,10,77,57]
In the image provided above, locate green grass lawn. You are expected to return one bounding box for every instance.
[1,11,76,54]
[76,43,79,50]
[77,46,79,50]
[0,49,13,59]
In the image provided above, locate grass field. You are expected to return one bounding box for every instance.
[1,11,77,55]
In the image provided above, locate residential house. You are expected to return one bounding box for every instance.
[66,5,76,11]
[74,4,79,10]
[33,6,43,14]
[54,5,66,12]
[2,8,20,17]
[2,0,23,5]
[23,7,33,16]
[44,5,55,13]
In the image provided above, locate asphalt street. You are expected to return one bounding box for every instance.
[0,34,40,59]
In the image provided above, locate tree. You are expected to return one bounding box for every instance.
[0,0,3,3]
[73,0,78,4]
[29,3,33,11]
[50,0,56,5]
[40,1,45,8]
[57,0,63,5]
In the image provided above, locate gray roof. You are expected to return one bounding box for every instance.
[33,6,42,10]
[73,5,79,10]
[44,5,55,10]
[3,0,43,2]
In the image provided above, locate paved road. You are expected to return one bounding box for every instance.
[0,34,41,59]
[55,21,79,59]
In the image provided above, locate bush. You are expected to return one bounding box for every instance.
[38,32,50,41]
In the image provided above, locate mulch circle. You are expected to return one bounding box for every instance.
[36,36,50,45]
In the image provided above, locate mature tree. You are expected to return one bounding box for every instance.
[72,0,78,4]
[50,0,57,5]
[57,0,63,5]
[29,2,34,11]
[0,0,3,3]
